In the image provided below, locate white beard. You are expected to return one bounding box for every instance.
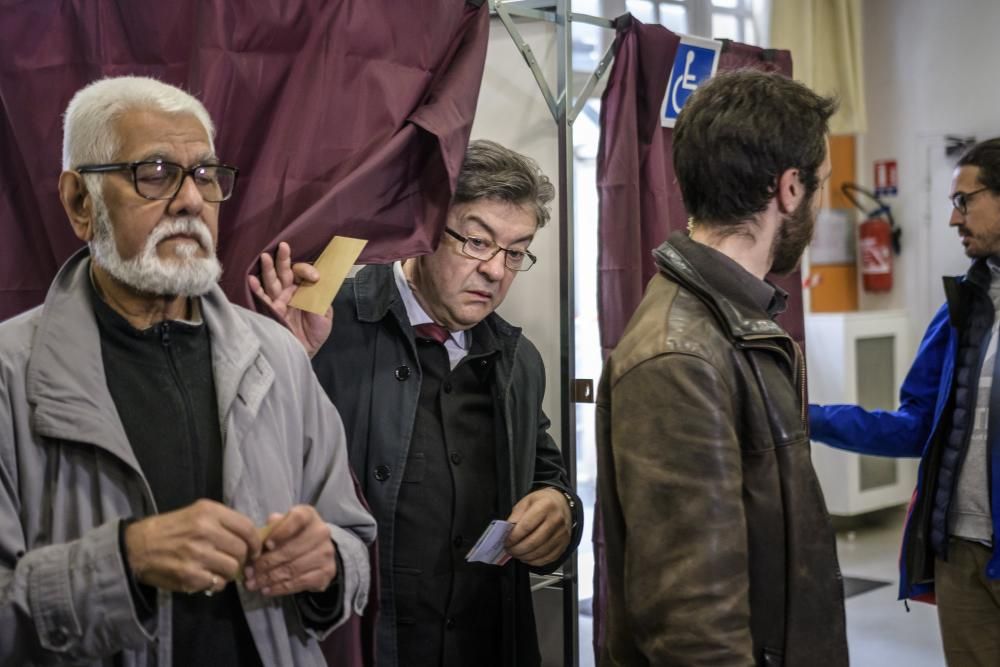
[89,192,222,297]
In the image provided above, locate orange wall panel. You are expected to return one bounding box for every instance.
[829,134,856,210]
[811,263,859,312]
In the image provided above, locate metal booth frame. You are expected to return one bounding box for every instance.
[488,2,616,665]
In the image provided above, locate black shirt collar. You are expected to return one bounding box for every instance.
[674,233,788,319]
[87,272,205,342]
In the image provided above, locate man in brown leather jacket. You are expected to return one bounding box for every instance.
[596,69,848,666]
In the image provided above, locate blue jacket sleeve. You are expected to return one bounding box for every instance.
[809,304,953,459]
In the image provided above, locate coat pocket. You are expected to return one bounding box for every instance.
[401,453,426,483]
[394,566,422,625]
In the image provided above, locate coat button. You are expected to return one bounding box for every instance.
[50,627,68,645]
[445,617,456,630]
[453,535,464,548]
[394,366,410,381]
[442,381,452,393]
[374,465,391,481]
[449,451,462,465]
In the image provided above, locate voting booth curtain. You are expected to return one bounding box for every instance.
[592,14,797,656]
[595,16,800,356]
[0,0,489,320]
[0,3,489,665]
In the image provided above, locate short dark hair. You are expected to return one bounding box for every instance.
[453,139,555,228]
[957,138,1000,191]
[672,69,838,227]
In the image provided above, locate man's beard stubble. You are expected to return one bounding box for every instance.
[769,194,816,276]
[88,190,222,297]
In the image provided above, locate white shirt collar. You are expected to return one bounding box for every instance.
[392,261,469,351]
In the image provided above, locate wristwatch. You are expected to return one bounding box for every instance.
[558,489,578,528]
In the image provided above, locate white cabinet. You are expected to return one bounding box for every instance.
[805,310,920,516]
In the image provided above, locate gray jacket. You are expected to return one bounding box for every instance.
[0,249,377,666]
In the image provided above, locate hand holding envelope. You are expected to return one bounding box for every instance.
[244,505,339,596]
[466,488,573,568]
[503,487,573,567]
[235,524,275,582]
[249,236,368,357]
[287,236,367,315]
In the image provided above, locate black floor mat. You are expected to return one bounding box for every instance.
[843,576,891,599]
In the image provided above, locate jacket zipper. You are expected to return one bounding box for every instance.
[797,345,807,426]
[160,322,204,491]
[735,337,793,368]
[736,336,806,424]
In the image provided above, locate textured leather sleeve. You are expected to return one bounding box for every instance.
[611,351,754,666]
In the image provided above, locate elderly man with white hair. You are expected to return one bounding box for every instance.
[0,76,376,666]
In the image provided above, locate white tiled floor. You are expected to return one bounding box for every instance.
[837,508,944,666]
[578,506,947,666]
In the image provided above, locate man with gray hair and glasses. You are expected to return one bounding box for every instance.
[253,139,584,667]
[0,75,375,666]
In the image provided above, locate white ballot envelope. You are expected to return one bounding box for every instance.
[465,519,515,566]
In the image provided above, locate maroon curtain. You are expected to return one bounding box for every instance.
[0,0,489,320]
[592,15,799,658]
[596,17,800,357]
[0,3,489,665]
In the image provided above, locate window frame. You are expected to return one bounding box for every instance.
[619,0,764,45]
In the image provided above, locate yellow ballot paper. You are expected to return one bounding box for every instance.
[236,524,279,582]
[289,236,368,315]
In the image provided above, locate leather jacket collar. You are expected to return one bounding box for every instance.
[653,233,788,342]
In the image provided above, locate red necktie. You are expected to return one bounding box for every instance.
[413,322,450,345]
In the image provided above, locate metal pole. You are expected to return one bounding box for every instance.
[555,2,579,666]
[488,4,615,664]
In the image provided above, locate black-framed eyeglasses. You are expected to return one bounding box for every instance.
[444,227,537,272]
[950,186,991,215]
[76,160,239,203]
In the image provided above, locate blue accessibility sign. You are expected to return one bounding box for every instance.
[661,35,723,128]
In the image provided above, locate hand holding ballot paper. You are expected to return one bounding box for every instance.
[249,236,367,357]
[467,487,574,567]
[243,505,340,596]
[466,520,516,566]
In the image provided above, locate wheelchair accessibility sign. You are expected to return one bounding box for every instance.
[661,34,723,128]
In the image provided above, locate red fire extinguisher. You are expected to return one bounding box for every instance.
[842,183,902,293]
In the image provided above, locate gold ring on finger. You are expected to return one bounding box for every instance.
[204,574,219,597]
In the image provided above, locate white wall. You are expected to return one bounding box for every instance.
[472,0,1000,451]
[474,17,564,448]
[858,0,1000,350]
[472,0,1000,448]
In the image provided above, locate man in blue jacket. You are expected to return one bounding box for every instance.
[811,137,1000,665]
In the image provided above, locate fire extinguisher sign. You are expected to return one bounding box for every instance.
[860,217,894,292]
[874,159,898,197]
